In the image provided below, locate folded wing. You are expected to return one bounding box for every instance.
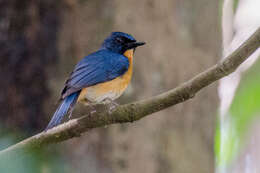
[61,50,129,99]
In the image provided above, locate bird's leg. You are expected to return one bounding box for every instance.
[68,105,75,119]
[104,98,119,114]
[81,99,97,115]
[88,103,97,115]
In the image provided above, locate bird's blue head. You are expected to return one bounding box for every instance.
[101,32,145,54]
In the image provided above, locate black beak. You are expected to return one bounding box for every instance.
[127,41,146,49]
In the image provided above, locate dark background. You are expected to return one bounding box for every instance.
[0,0,220,172]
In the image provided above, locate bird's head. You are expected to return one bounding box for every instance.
[101,32,145,54]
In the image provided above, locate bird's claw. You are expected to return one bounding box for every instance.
[90,109,97,114]
[104,98,119,114]
[87,104,97,117]
[108,103,118,114]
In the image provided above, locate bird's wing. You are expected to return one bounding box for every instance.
[61,50,129,99]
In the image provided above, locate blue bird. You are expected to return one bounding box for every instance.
[45,32,145,130]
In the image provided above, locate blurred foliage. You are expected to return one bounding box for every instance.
[215,59,260,166]
[234,0,239,11]
[0,131,70,173]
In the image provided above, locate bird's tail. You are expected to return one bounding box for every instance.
[45,92,80,130]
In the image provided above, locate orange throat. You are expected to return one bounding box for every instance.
[78,49,134,103]
[123,49,134,78]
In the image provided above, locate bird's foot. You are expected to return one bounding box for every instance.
[90,109,97,114]
[68,106,74,119]
[104,98,119,114]
[88,104,97,116]
[108,103,119,114]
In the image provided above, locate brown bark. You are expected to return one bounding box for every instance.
[0,0,61,133]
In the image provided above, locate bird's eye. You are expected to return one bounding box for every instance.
[116,37,124,43]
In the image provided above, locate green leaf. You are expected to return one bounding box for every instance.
[215,59,260,167]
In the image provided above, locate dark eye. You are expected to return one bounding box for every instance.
[116,37,124,43]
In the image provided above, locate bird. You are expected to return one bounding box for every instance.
[45,32,145,130]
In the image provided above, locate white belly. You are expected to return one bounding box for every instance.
[85,87,124,103]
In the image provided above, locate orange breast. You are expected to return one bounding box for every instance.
[78,49,134,103]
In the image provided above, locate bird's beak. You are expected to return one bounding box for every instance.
[127,41,146,49]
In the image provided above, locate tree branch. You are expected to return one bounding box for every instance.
[1,28,260,158]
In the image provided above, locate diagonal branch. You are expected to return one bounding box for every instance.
[1,28,260,158]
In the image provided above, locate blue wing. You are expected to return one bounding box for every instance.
[61,50,129,99]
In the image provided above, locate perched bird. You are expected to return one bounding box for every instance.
[45,32,145,130]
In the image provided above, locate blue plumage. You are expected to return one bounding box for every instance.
[101,32,136,54]
[45,92,79,130]
[61,50,129,99]
[45,32,145,130]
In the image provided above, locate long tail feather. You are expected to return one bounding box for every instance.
[45,92,80,130]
